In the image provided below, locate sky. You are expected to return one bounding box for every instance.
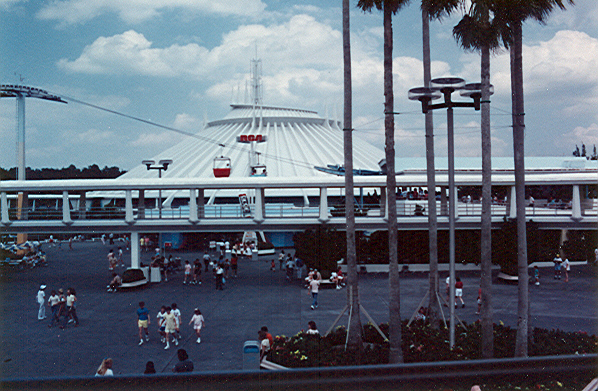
[1,0,598,172]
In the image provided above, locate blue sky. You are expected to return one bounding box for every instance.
[1,0,597,171]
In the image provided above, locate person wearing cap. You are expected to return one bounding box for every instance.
[36,285,47,320]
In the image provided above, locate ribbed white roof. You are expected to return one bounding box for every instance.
[119,104,384,181]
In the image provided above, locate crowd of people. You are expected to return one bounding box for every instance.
[38,285,79,328]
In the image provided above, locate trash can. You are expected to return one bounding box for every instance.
[140,266,150,281]
[242,340,260,370]
[150,267,161,283]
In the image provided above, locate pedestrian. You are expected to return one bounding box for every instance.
[117,247,124,268]
[306,321,319,335]
[107,272,122,292]
[258,330,270,361]
[476,288,482,315]
[193,259,202,285]
[230,253,238,277]
[215,264,224,290]
[260,326,273,346]
[223,258,230,278]
[144,361,156,374]
[56,290,68,329]
[95,358,113,376]
[455,277,465,308]
[296,257,304,279]
[157,306,166,343]
[183,260,192,285]
[47,290,60,327]
[285,256,295,281]
[162,256,169,282]
[101,234,106,245]
[553,254,563,280]
[563,257,570,282]
[445,275,451,305]
[137,301,150,345]
[270,259,276,271]
[278,250,285,270]
[36,285,47,320]
[66,288,79,326]
[107,249,116,270]
[203,250,211,272]
[172,349,193,373]
[171,303,182,341]
[533,266,540,286]
[189,308,205,344]
[308,277,320,310]
[163,306,179,350]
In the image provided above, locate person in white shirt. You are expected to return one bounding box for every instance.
[36,285,46,320]
[189,308,205,344]
[562,258,571,282]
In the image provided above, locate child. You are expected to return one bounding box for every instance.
[270,259,276,271]
[193,259,202,285]
[157,306,166,343]
[183,260,192,284]
[189,308,205,344]
[455,277,464,308]
[533,265,540,285]
[171,303,182,341]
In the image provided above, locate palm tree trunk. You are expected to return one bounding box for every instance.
[480,38,494,359]
[511,20,529,358]
[422,8,439,329]
[343,0,363,350]
[384,1,402,364]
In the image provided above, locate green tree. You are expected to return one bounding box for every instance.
[493,0,574,358]
[357,0,411,364]
[342,0,363,351]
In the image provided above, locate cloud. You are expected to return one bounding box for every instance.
[74,128,116,143]
[562,124,598,148]
[37,0,267,26]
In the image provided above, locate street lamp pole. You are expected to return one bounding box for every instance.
[409,77,490,348]
[142,159,173,219]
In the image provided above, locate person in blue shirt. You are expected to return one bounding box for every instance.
[137,301,150,345]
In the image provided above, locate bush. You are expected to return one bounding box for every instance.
[269,320,597,368]
[122,269,145,283]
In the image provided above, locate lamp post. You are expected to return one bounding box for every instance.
[142,159,173,219]
[409,77,491,348]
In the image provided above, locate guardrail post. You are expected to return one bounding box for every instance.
[189,188,199,223]
[125,190,134,224]
[253,188,264,223]
[509,186,517,219]
[62,191,72,225]
[318,187,329,223]
[1,192,10,225]
[198,189,205,218]
[571,185,581,219]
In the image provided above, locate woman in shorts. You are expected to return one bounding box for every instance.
[189,308,205,344]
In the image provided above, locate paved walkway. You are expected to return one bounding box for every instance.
[0,241,595,379]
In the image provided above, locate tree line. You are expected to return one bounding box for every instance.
[0,164,126,180]
[572,143,598,160]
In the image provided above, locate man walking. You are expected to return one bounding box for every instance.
[36,285,47,320]
[137,301,150,345]
[308,277,320,310]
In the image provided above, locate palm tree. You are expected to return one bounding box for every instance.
[490,0,573,357]
[343,0,363,351]
[452,1,502,359]
[357,0,410,364]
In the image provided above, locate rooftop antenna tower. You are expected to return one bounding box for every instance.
[250,57,263,106]
[0,84,66,180]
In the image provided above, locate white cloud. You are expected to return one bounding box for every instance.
[131,132,183,147]
[74,128,116,143]
[562,123,598,149]
[173,113,200,130]
[37,0,267,26]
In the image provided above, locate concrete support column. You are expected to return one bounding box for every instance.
[138,190,145,219]
[78,191,86,219]
[198,189,205,218]
[253,188,264,223]
[318,187,329,223]
[380,187,386,218]
[441,186,448,215]
[453,186,459,218]
[571,185,581,219]
[62,191,72,225]
[509,186,517,219]
[189,188,199,223]
[1,192,10,225]
[130,231,140,269]
[125,190,134,224]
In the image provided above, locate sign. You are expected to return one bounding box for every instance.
[237,135,267,143]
